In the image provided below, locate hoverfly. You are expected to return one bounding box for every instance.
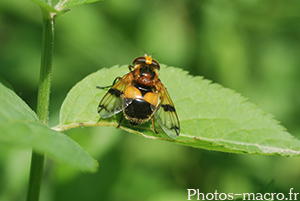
[97,55,180,138]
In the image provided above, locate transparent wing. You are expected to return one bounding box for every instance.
[98,74,133,118]
[154,82,180,138]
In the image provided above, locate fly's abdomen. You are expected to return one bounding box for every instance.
[124,99,154,125]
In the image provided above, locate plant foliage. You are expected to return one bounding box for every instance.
[54,65,300,157]
[0,78,97,172]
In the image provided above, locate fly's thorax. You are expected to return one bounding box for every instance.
[133,63,159,87]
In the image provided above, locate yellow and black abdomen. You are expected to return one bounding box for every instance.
[123,84,159,125]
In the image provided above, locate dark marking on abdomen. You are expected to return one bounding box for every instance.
[124,99,154,124]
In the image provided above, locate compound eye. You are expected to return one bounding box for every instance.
[133,57,146,65]
[151,59,160,70]
[132,55,160,70]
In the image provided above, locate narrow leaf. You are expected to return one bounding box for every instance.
[55,65,300,157]
[0,79,97,172]
[29,0,99,15]
[55,0,99,12]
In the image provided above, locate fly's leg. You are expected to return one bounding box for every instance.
[117,113,124,129]
[151,117,159,134]
[96,77,122,89]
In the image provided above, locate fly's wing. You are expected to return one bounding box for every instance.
[98,73,133,118]
[154,82,180,138]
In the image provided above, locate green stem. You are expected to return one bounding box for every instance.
[27,12,55,201]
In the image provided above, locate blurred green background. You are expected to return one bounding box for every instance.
[1,0,300,200]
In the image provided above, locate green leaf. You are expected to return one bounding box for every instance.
[29,0,99,15]
[54,0,100,12]
[55,65,300,157]
[0,79,97,172]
